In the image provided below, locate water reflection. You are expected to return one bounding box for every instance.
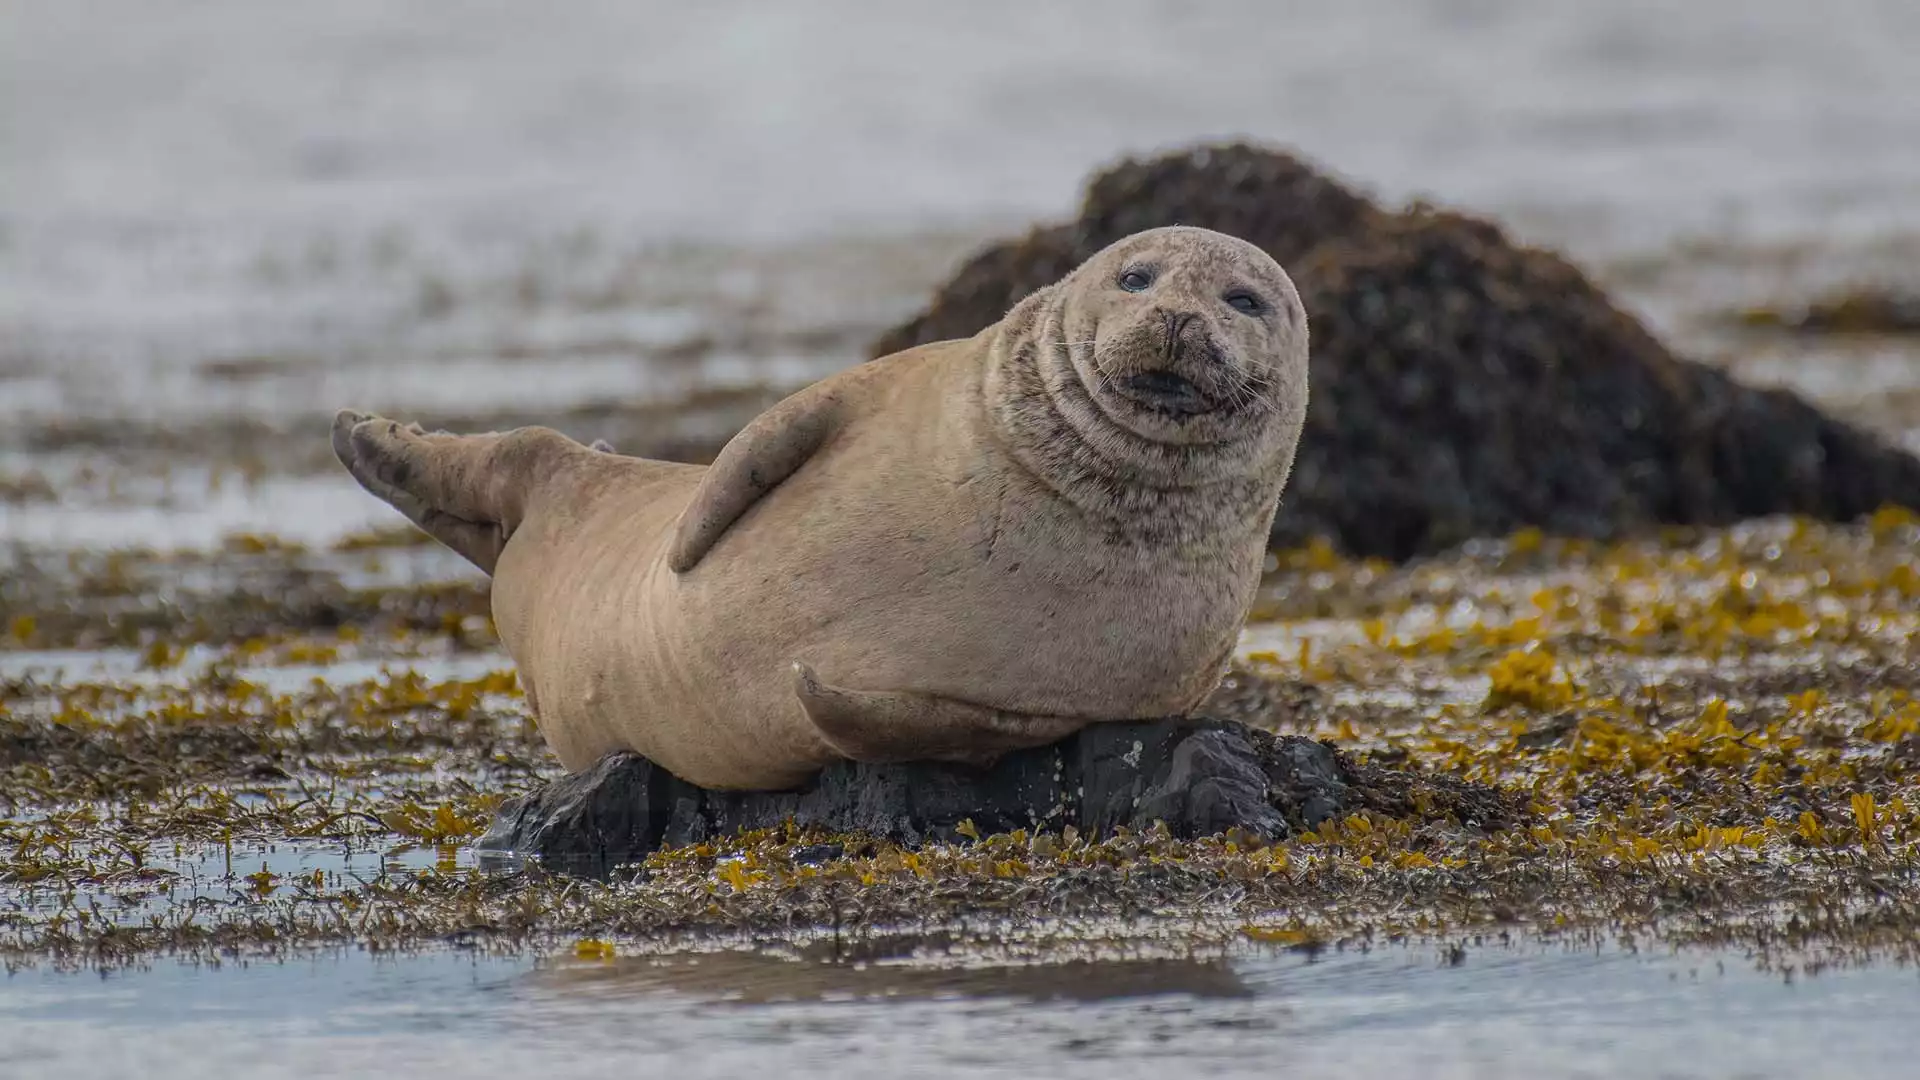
[4,939,1917,1079]
[527,949,1253,1007]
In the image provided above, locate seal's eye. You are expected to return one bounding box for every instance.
[1225,291,1265,315]
[1118,269,1153,293]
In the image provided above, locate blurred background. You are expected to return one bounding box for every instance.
[4,0,1920,549]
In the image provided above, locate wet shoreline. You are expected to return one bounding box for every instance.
[5,514,1917,984]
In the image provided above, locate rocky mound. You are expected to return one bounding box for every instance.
[875,142,1920,560]
[478,717,1518,877]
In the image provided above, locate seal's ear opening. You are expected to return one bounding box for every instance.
[791,662,1086,769]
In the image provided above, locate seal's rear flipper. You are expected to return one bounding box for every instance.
[330,409,586,575]
[792,662,1090,768]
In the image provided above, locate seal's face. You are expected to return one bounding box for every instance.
[1057,227,1308,447]
[987,225,1309,526]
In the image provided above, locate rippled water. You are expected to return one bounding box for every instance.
[4,941,1916,1080]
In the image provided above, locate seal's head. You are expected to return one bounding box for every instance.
[987,226,1308,541]
[1053,226,1308,448]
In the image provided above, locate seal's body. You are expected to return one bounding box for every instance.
[332,227,1309,789]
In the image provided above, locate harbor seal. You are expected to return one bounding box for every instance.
[330,226,1310,789]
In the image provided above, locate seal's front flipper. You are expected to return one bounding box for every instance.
[667,386,845,573]
[792,662,1090,768]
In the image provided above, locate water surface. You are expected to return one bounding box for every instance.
[4,941,1914,1080]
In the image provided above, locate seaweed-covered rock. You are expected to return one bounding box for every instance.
[875,141,1920,560]
[477,718,1512,876]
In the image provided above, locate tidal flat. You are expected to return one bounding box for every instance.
[5,516,1919,996]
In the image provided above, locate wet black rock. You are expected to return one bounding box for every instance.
[874,141,1920,561]
[478,718,1510,876]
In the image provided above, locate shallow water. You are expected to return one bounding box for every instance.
[3,941,1916,1080]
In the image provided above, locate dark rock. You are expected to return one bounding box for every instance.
[477,718,1506,876]
[478,751,681,872]
[872,141,1920,561]
[1126,727,1287,839]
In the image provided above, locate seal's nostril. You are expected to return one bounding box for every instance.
[1162,312,1198,363]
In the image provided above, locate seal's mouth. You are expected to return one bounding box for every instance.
[1116,370,1212,417]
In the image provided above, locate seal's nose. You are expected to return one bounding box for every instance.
[1163,311,1199,364]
